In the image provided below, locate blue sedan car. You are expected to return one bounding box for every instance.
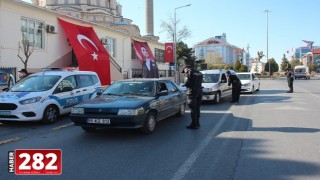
[70,79,187,134]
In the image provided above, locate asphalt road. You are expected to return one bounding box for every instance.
[1,77,320,180]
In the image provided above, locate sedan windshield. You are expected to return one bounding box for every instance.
[103,81,155,96]
[11,75,61,92]
[237,74,251,80]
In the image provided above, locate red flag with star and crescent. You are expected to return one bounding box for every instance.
[58,18,111,85]
[164,42,174,63]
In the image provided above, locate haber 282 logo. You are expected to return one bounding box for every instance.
[8,149,62,175]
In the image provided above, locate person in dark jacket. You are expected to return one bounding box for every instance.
[286,66,294,93]
[226,70,241,103]
[182,65,203,129]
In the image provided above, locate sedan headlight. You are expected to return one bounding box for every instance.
[118,107,145,115]
[19,97,42,105]
[71,107,84,114]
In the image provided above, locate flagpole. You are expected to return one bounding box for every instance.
[265,10,271,77]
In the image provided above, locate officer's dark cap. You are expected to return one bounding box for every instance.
[226,70,231,74]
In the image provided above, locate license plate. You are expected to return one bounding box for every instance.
[87,118,110,124]
[0,111,11,116]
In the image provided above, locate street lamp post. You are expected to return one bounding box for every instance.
[174,4,191,83]
[265,10,270,77]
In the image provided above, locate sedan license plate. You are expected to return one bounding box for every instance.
[87,118,110,124]
[0,111,11,116]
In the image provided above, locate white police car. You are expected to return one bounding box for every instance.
[0,69,102,124]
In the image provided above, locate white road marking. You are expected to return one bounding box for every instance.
[171,112,230,180]
[172,98,249,180]
[52,123,74,131]
[0,137,22,145]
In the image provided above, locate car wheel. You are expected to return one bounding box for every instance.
[213,92,221,104]
[81,126,97,132]
[42,105,58,124]
[176,103,186,117]
[140,112,156,134]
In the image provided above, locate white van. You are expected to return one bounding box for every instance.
[0,69,102,123]
[294,65,310,79]
[200,69,236,103]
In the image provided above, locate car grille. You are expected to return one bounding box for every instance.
[85,109,118,115]
[0,103,18,110]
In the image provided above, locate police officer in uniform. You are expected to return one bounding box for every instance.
[181,65,203,129]
[226,70,241,103]
[286,64,294,93]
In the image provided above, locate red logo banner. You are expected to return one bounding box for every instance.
[58,18,111,85]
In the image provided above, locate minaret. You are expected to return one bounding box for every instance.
[146,0,154,36]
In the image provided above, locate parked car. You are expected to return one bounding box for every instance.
[70,79,187,134]
[0,69,102,124]
[200,69,236,103]
[237,72,260,93]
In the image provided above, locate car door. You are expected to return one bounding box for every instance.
[75,74,98,103]
[165,82,180,114]
[157,82,173,118]
[220,73,232,98]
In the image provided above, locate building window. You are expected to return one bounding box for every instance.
[155,48,164,63]
[64,0,69,4]
[104,37,116,58]
[75,0,80,4]
[21,18,44,49]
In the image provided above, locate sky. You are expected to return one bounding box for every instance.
[23,0,320,64]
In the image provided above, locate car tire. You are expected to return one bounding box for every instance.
[213,92,221,104]
[81,126,97,132]
[140,112,156,134]
[176,103,186,117]
[42,105,58,124]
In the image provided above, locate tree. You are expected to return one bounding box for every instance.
[176,41,196,68]
[160,15,191,42]
[233,60,242,72]
[280,54,289,71]
[239,65,248,72]
[17,33,34,70]
[264,58,279,75]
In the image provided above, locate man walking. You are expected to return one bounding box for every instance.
[181,65,203,129]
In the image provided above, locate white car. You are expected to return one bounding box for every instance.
[0,69,102,123]
[237,72,260,93]
[200,69,236,103]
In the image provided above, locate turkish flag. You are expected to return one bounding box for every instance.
[164,43,174,63]
[132,40,155,64]
[58,18,111,85]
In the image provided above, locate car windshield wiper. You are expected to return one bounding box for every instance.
[122,92,149,96]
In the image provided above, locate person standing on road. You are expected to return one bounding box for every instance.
[181,65,203,129]
[226,70,242,103]
[286,64,294,93]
